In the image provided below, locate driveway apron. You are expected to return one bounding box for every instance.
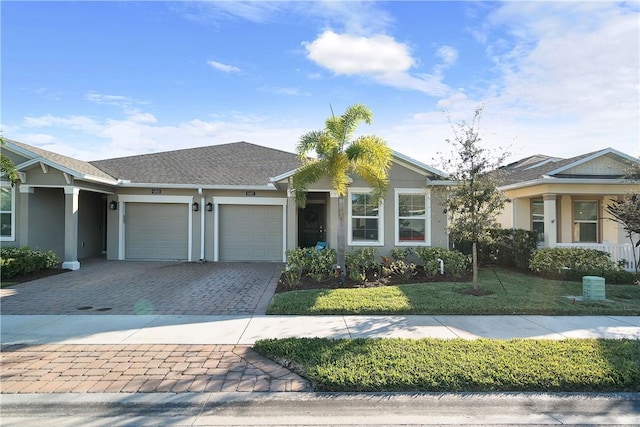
[0,258,283,315]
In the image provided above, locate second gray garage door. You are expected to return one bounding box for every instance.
[219,205,283,261]
[125,202,189,260]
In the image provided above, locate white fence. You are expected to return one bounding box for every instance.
[555,242,639,272]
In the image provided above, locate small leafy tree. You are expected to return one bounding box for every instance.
[291,104,392,272]
[0,136,19,185]
[438,107,508,290]
[605,193,640,273]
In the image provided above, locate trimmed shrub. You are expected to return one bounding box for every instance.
[529,247,618,279]
[455,228,538,269]
[283,247,337,288]
[381,248,418,279]
[414,247,470,277]
[0,246,59,280]
[345,248,379,282]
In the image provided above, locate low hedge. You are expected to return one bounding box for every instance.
[528,247,639,284]
[254,337,640,392]
[0,246,59,280]
[414,247,470,277]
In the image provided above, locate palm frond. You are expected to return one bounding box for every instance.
[327,152,351,197]
[291,160,329,207]
[348,136,393,203]
[297,130,326,160]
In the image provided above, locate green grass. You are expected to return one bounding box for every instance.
[0,281,17,289]
[268,268,640,315]
[254,337,640,392]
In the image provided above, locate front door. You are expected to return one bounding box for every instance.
[298,204,325,248]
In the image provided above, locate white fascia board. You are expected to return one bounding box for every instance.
[14,158,42,170]
[115,182,278,190]
[546,148,639,176]
[80,174,119,185]
[393,151,449,178]
[498,176,636,191]
[3,141,39,159]
[270,169,297,183]
[426,178,458,186]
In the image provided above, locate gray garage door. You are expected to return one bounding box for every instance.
[125,202,188,260]
[219,205,283,261]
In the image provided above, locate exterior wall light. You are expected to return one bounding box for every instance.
[109,201,118,210]
[192,202,199,212]
[206,202,213,212]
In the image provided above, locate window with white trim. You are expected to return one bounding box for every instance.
[531,199,544,243]
[573,200,598,243]
[0,185,15,241]
[395,189,429,245]
[348,189,383,245]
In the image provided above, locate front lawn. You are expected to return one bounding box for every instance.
[267,268,640,315]
[254,337,640,392]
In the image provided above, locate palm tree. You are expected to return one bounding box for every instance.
[292,104,392,272]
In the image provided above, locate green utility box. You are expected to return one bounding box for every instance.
[583,276,606,301]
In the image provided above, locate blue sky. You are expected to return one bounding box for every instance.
[2,1,639,168]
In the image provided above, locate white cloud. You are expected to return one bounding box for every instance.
[304,30,414,75]
[176,1,284,25]
[394,1,640,164]
[304,30,452,96]
[176,1,393,35]
[259,86,309,96]
[85,92,148,110]
[436,45,458,68]
[207,60,241,73]
[12,112,307,161]
[23,114,104,134]
[127,112,158,124]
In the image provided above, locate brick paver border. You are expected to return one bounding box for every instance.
[0,344,310,393]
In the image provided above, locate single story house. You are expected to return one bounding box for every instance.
[1,139,451,270]
[495,147,640,268]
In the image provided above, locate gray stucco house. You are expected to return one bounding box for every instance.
[1,139,451,270]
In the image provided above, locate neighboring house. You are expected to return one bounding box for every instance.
[0,139,450,270]
[496,147,640,269]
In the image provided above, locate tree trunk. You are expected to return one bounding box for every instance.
[472,241,479,290]
[337,195,347,273]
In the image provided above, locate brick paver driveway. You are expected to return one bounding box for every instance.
[0,258,283,315]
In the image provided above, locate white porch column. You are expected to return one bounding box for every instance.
[286,188,297,250]
[62,186,80,270]
[543,193,557,248]
[18,185,33,248]
[327,191,339,252]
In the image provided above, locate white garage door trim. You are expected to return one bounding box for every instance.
[116,195,194,261]
[212,197,287,262]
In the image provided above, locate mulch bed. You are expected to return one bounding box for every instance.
[2,267,68,285]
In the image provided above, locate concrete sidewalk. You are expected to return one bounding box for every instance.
[1,314,639,345]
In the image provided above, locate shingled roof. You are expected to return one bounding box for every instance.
[90,141,302,186]
[497,148,634,186]
[7,139,116,181]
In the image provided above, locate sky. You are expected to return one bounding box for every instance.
[2,1,639,170]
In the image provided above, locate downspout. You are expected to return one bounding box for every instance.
[437,258,444,275]
[199,188,205,261]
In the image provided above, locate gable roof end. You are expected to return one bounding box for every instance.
[4,139,117,183]
[546,147,639,176]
